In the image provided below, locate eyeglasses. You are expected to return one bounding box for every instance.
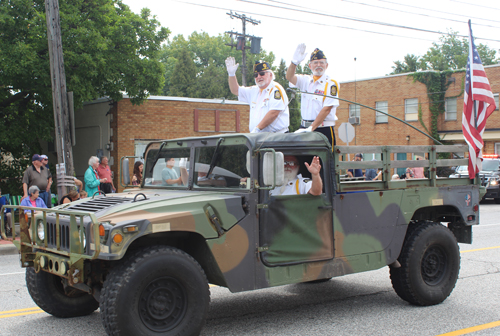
[284,161,297,167]
[254,71,267,78]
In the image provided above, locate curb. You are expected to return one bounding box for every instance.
[0,242,19,256]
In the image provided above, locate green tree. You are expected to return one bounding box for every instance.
[161,31,275,99]
[391,30,497,74]
[169,48,197,97]
[0,0,169,195]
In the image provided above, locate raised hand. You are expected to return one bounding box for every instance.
[292,43,307,65]
[225,57,239,76]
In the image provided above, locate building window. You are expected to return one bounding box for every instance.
[495,93,499,111]
[349,104,360,123]
[375,101,388,123]
[445,97,457,120]
[194,109,240,133]
[405,98,418,121]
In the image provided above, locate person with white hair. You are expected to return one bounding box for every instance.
[20,185,47,213]
[84,156,108,197]
[269,155,323,196]
[225,58,289,133]
[286,44,339,146]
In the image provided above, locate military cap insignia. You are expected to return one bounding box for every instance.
[254,61,271,73]
[330,85,337,96]
[310,48,326,61]
[274,90,281,100]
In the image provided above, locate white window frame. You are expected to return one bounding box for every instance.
[494,93,499,111]
[405,98,419,121]
[375,101,388,123]
[445,97,457,121]
[349,104,360,118]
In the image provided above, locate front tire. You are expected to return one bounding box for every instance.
[26,267,99,317]
[100,246,210,336]
[390,222,460,306]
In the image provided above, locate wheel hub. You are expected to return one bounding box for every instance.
[139,276,187,332]
[421,245,447,285]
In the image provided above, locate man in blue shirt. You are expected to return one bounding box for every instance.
[347,153,364,178]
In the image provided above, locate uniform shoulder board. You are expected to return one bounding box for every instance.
[330,84,338,96]
[274,90,281,100]
[303,178,312,183]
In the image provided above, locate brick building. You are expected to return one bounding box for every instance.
[336,64,500,154]
[70,64,500,191]
[74,96,249,192]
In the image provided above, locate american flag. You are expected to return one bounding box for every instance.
[462,20,496,179]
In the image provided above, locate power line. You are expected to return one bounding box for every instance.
[378,0,500,25]
[235,0,500,42]
[342,0,500,30]
[449,0,500,11]
[174,0,436,42]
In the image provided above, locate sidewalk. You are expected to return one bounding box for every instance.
[0,237,19,256]
[0,224,20,256]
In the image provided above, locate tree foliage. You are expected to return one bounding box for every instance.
[0,0,169,195]
[391,30,497,74]
[160,31,275,99]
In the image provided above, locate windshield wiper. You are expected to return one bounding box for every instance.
[149,141,167,174]
[207,138,224,178]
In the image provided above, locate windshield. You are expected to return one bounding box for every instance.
[194,144,250,189]
[144,147,190,188]
[482,159,500,172]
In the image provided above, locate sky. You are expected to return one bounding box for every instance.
[121,0,500,83]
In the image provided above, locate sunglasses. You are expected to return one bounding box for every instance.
[254,71,267,78]
[284,161,298,167]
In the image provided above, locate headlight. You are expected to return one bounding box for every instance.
[490,179,498,186]
[37,221,45,241]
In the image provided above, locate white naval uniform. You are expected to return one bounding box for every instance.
[291,74,339,124]
[269,174,312,196]
[238,81,290,133]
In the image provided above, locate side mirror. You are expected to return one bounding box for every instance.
[121,158,130,185]
[263,152,284,188]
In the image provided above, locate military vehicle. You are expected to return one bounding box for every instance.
[449,154,500,203]
[1,133,482,336]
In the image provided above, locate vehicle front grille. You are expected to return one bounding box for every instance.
[47,222,70,249]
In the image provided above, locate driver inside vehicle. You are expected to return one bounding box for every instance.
[270,155,323,196]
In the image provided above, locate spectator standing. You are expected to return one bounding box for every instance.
[413,157,425,178]
[97,156,115,193]
[286,44,339,146]
[347,153,364,178]
[226,58,289,133]
[365,159,382,181]
[0,188,13,237]
[22,154,52,207]
[40,154,53,208]
[85,156,107,197]
[132,161,143,186]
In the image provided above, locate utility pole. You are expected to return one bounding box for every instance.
[225,11,261,86]
[45,0,75,198]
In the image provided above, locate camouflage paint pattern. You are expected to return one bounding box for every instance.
[2,133,480,294]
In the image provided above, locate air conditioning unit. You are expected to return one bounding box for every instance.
[349,117,360,125]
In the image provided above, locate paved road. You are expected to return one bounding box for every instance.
[1,202,499,336]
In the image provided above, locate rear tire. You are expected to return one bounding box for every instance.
[26,267,99,317]
[100,246,210,336]
[390,222,460,306]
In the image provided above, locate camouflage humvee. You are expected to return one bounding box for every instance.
[1,133,482,336]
